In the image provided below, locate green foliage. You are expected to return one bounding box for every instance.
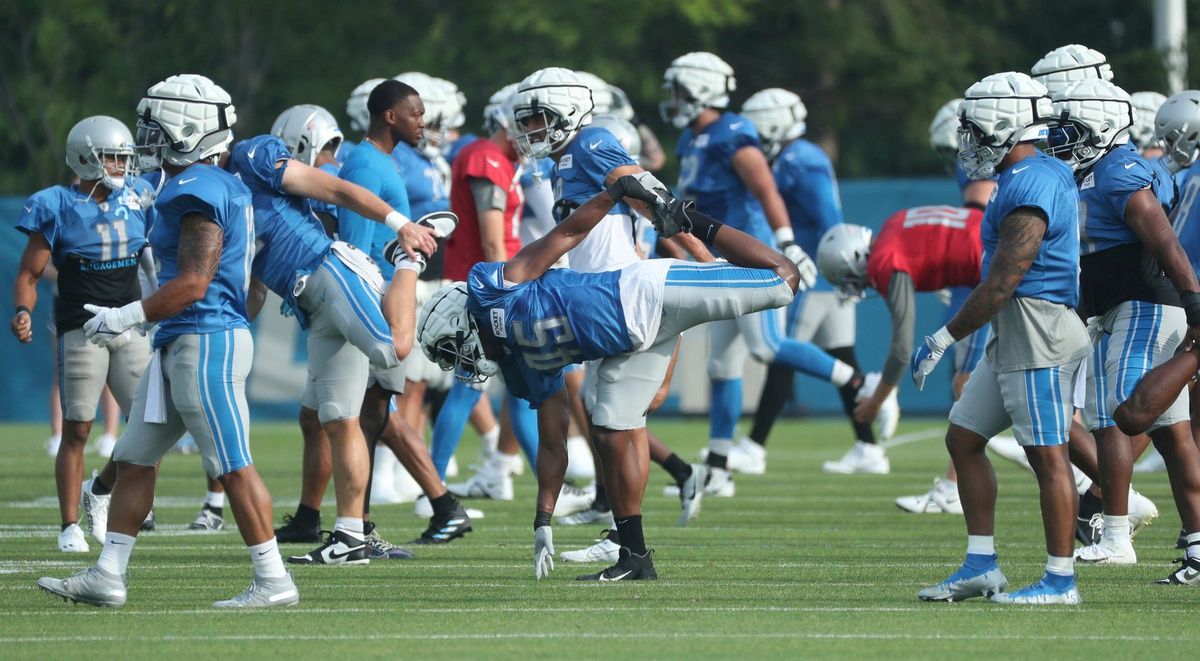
[0,0,1191,192]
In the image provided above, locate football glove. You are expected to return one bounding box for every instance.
[779,241,818,291]
[534,525,555,580]
[910,326,956,391]
[605,172,672,207]
[83,302,146,347]
[1085,315,1104,345]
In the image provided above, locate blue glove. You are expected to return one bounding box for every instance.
[910,326,956,391]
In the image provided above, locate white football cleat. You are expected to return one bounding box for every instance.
[95,433,117,459]
[558,506,614,527]
[446,464,514,500]
[560,536,621,563]
[1129,487,1159,537]
[895,477,963,514]
[1075,537,1137,565]
[81,470,110,544]
[725,438,766,475]
[45,434,61,457]
[212,573,299,608]
[57,523,90,553]
[677,463,708,526]
[857,372,900,440]
[553,483,595,517]
[1133,448,1166,473]
[38,566,126,607]
[986,434,1031,471]
[663,466,736,498]
[822,441,890,475]
[564,435,596,482]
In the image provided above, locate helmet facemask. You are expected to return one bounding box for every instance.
[77,139,136,191]
[1046,118,1104,171]
[659,81,701,129]
[512,103,570,163]
[957,121,1012,180]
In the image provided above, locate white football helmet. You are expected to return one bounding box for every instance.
[510,67,594,162]
[958,72,1053,180]
[347,78,386,134]
[1031,44,1114,96]
[394,71,455,151]
[575,71,615,116]
[270,105,343,167]
[816,224,874,301]
[741,88,808,161]
[590,115,641,159]
[660,51,735,129]
[135,74,236,167]
[1047,79,1133,171]
[1129,91,1167,151]
[65,116,136,190]
[417,283,498,384]
[435,77,468,130]
[607,84,636,122]
[483,83,519,135]
[1155,90,1200,172]
[929,98,964,170]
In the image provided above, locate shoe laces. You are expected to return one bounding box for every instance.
[1088,513,1104,529]
[562,483,591,497]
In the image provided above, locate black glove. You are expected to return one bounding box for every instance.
[606,172,673,207]
[1182,291,1200,327]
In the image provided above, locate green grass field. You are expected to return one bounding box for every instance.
[0,418,1196,659]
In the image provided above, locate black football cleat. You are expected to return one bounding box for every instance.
[1074,492,1103,546]
[275,514,322,544]
[576,547,657,581]
[410,503,473,545]
[287,530,368,565]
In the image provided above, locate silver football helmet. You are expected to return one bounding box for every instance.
[1155,90,1200,172]
[347,78,386,134]
[483,83,519,135]
[816,224,873,301]
[741,88,808,160]
[65,115,137,190]
[417,283,498,384]
[270,105,343,167]
[1129,91,1167,151]
[929,98,964,171]
[135,74,236,167]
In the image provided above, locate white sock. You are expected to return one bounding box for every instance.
[966,535,995,556]
[204,491,225,509]
[1045,554,1074,577]
[1072,466,1092,495]
[1101,514,1130,543]
[830,361,854,387]
[333,517,364,540]
[248,538,287,578]
[96,532,136,575]
[480,426,500,454]
[708,438,732,459]
[1186,532,1200,561]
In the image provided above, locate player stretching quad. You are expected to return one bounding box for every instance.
[38,74,298,608]
[418,173,804,581]
[13,116,154,553]
[913,72,1089,605]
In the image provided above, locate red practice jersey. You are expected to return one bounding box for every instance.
[867,205,983,295]
[445,138,524,280]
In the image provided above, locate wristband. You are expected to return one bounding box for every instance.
[14,306,31,317]
[533,510,552,530]
[1182,291,1200,327]
[774,226,795,245]
[686,207,725,245]
[932,325,956,350]
[384,211,411,232]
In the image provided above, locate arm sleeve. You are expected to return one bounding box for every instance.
[881,271,916,386]
[337,165,383,250]
[469,176,507,212]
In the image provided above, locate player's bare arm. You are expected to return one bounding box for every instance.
[1124,189,1200,296]
[504,188,624,284]
[141,214,224,322]
[280,158,436,258]
[946,208,1047,340]
[534,388,572,518]
[478,208,508,263]
[11,233,50,343]
[247,277,268,321]
[731,145,790,232]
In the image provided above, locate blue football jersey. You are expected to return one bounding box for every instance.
[338,141,410,280]
[393,142,449,218]
[675,112,771,243]
[467,261,633,404]
[1147,153,1178,211]
[308,162,342,220]
[774,139,843,291]
[446,134,480,165]
[229,135,332,300]
[1172,162,1200,274]
[552,126,636,217]
[335,139,356,165]
[1079,143,1158,255]
[981,152,1080,307]
[17,181,153,331]
[151,164,254,347]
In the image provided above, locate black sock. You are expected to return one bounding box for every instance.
[593,484,610,512]
[661,453,693,485]
[61,522,74,531]
[294,503,320,527]
[363,519,376,536]
[706,452,728,470]
[832,351,873,444]
[426,387,449,422]
[430,492,457,517]
[748,363,795,447]
[605,528,620,544]
[90,476,112,496]
[614,514,646,555]
[203,504,223,516]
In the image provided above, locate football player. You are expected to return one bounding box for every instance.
[914,72,1088,605]
[660,52,857,491]
[38,74,297,608]
[12,116,154,553]
[418,172,806,581]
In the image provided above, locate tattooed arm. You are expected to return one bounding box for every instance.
[945,207,1047,340]
[141,214,224,321]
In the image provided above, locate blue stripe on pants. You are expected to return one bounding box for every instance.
[321,260,392,345]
